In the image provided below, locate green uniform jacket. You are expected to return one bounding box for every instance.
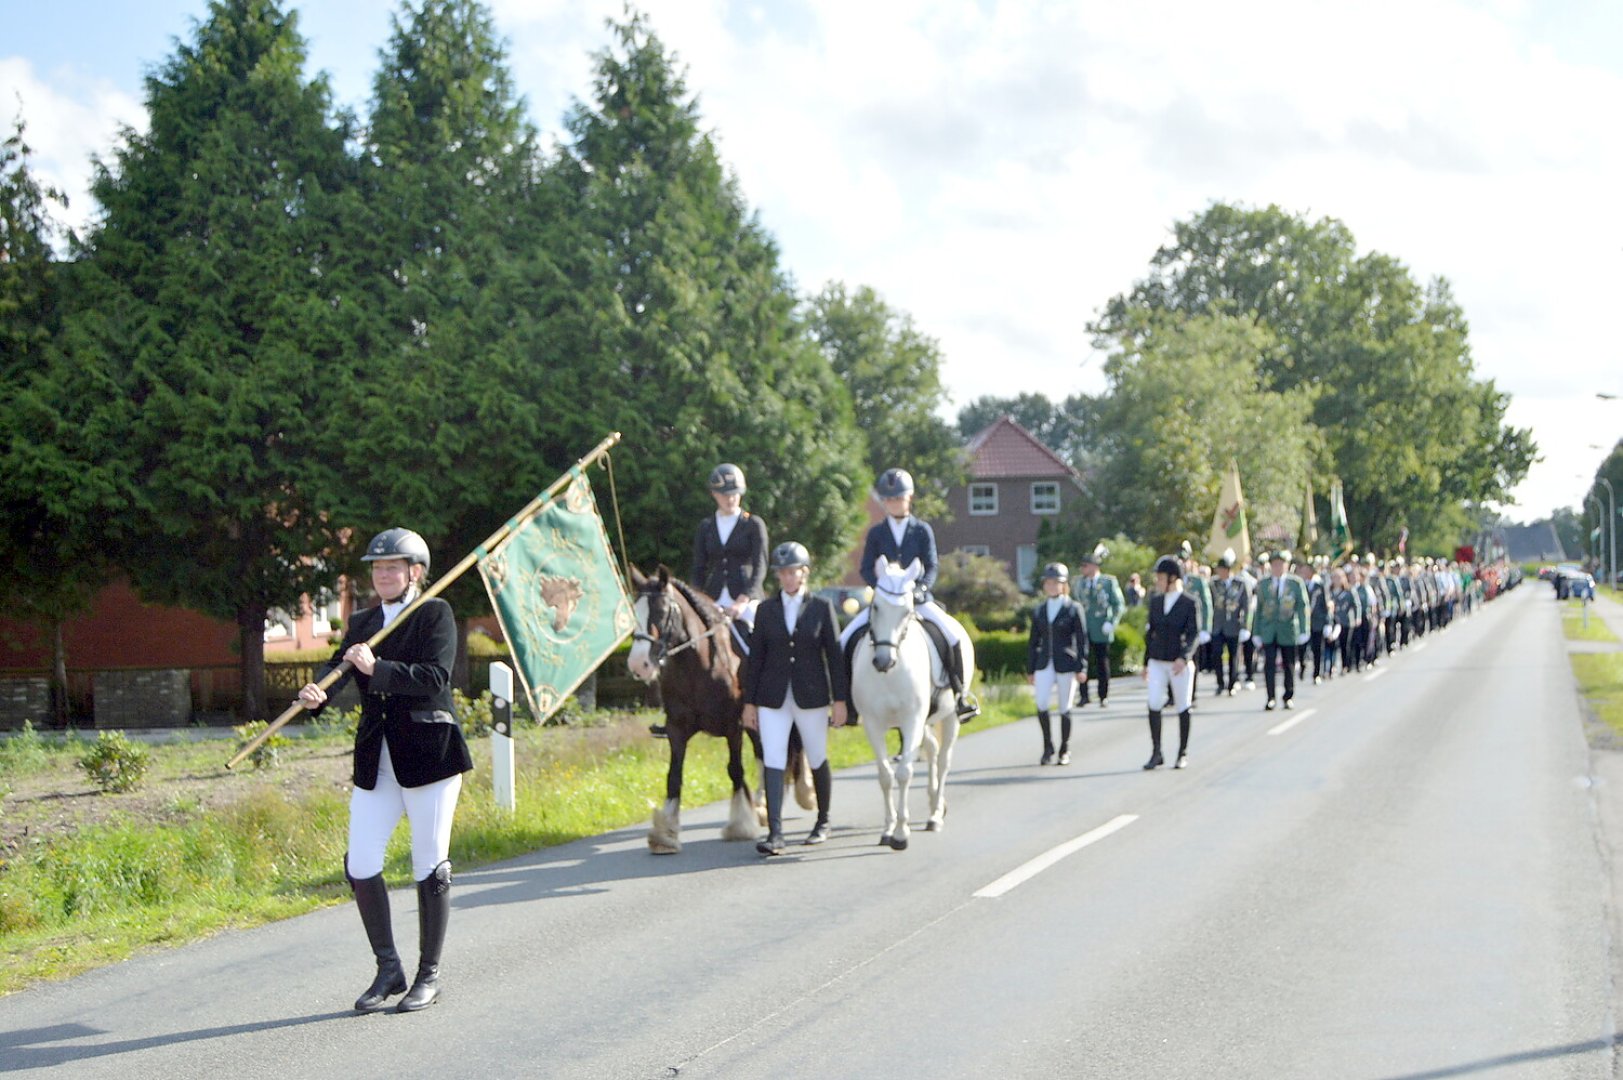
[1075,572,1127,643]
[1185,574,1213,635]
[1253,573,1310,646]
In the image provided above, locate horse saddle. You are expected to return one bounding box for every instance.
[916,617,951,690]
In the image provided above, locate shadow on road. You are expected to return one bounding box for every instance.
[1375,1033,1617,1078]
[0,1011,352,1071]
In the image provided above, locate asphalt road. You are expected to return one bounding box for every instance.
[1,585,1615,1079]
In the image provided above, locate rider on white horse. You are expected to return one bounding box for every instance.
[839,468,979,720]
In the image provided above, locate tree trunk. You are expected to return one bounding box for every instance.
[239,601,267,721]
[51,618,69,727]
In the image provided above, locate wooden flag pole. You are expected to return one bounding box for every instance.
[225,432,623,770]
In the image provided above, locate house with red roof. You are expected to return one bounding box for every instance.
[933,415,1085,591]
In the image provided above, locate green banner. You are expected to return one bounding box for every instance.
[477,470,634,721]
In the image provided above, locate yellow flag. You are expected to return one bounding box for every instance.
[1205,460,1251,566]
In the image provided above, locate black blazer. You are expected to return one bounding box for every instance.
[860,517,938,591]
[692,512,769,602]
[741,592,847,709]
[1027,598,1088,674]
[318,597,473,789]
[1145,591,1200,662]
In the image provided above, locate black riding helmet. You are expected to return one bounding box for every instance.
[771,541,810,570]
[709,463,746,495]
[362,527,431,574]
[1154,554,1182,579]
[874,468,914,500]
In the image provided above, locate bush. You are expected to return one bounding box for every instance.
[453,689,496,738]
[970,629,1027,679]
[934,551,1025,621]
[231,720,292,770]
[77,731,152,794]
[1110,621,1146,674]
[0,720,52,777]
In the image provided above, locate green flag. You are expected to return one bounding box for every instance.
[1329,478,1354,562]
[477,470,634,721]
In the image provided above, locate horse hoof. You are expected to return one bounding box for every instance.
[889,836,909,851]
[925,819,942,832]
[877,835,893,847]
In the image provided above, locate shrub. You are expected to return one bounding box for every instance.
[77,731,152,794]
[231,720,291,770]
[0,720,52,776]
[453,689,495,738]
[934,551,1025,621]
[1110,621,1146,674]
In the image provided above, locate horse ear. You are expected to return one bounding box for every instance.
[657,565,670,587]
[876,555,891,578]
[902,558,924,583]
[629,565,646,588]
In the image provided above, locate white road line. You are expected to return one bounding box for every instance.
[1364,668,1388,683]
[1267,707,1318,736]
[973,814,1139,899]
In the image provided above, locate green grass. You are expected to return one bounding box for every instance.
[1572,653,1623,740]
[0,683,1034,994]
[1561,600,1621,643]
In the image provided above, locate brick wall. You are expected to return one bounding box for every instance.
[0,677,50,731]
[93,669,193,729]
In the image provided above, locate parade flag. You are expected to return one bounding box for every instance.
[1300,479,1320,553]
[1329,478,1354,562]
[1205,460,1251,567]
[476,470,635,723]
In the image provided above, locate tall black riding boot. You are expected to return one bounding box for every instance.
[805,761,833,844]
[842,636,861,724]
[1057,711,1073,765]
[1144,710,1164,769]
[949,643,980,720]
[1037,710,1054,764]
[348,858,407,1013]
[757,766,786,855]
[397,860,451,1012]
[1175,709,1192,769]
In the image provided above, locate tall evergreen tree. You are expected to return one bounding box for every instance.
[545,11,865,569]
[803,282,964,520]
[66,0,365,719]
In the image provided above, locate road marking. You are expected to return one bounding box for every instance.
[1267,707,1317,735]
[1363,668,1388,683]
[973,814,1139,899]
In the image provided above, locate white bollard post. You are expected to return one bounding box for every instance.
[489,661,516,812]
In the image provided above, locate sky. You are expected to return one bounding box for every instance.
[3,0,1620,524]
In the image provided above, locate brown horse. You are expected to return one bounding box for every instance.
[626,566,782,853]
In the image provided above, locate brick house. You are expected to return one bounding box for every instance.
[933,416,1085,591]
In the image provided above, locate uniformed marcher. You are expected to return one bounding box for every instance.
[1074,545,1126,708]
[741,542,847,854]
[1304,555,1334,684]
[1142,554,1200,769]
[1253,548,1311,711]
[1209,549,1253,696]
[1026,562,1088,765]
[839,468,978,719]
[1330,565,1359,676]
[1180,541,1214,698]
[299,528,472,1013]
[1355,557,1382,668]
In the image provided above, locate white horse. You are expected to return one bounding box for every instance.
[850,556,971,850]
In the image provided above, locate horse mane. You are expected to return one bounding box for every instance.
[669,576,725,629]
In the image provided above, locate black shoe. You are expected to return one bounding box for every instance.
[1283,698,1294,710]
[1265,699,1277,711]
[649,724,668,739]
[1098,697,1108,708]
[1143,751,1164,770]
[1173,753,1188,770]
[1227,687,1238,697]
[756,831,786,856]
[1057,749,1071,766]
[1040,748,1054,766]
[804,821,830,846]
[955,693,981,721]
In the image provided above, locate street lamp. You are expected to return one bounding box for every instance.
[1588,495,1604,562]
[1601,477,1617,592]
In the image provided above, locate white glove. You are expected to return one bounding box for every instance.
[1239,629,1251,643]
[1327,624,1341,642]
[1102,622,1115,637]
[1296,632,1310,646]
[1198,630,1211,644]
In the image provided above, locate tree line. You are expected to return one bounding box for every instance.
[0,1,1533,721]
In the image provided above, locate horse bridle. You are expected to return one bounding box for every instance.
[865,585,916,659]
[632,585,730,670]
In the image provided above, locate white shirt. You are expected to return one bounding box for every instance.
[1044,597,1063,623]
[782,591,802,633]
[715,509,741,546]
[887,516,908,547]
[380,588,418,629]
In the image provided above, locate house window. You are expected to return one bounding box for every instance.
[1016,544,1039,591]
[959,545,991,557]
[969,483,998,515]
[1031,482,1060,515]
[311,587,340,637]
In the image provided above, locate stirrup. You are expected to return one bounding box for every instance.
[955,692,981,720]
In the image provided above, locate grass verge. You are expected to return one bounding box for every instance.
[1572,654,1623,741]
[1561,600,1621,643]
[0,682,1033,995]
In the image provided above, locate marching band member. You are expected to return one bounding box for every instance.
[741,542,847,854]
[299,528,471,1013]
[1254,549,1311,711]
[1075,545,1126,708]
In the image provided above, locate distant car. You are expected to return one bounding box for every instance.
[814,585,871,624]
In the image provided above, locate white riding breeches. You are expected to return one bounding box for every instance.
[1033,664,1081,715]
[758,687,830,770]
[1145,658,1194,714]
[348,739,463,881]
